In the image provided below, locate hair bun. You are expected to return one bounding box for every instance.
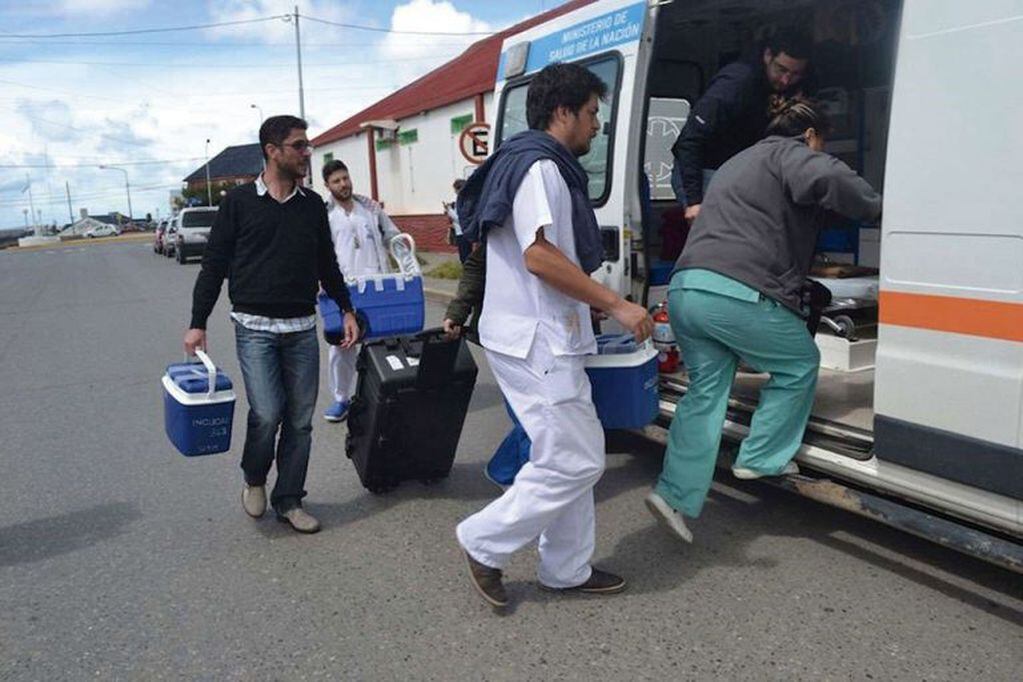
[768,95,797,118]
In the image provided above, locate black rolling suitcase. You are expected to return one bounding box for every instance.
[345,328,478,493]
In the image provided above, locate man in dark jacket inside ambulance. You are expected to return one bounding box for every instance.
[671,27,813,226]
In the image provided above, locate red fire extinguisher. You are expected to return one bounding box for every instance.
[651,301,679,374]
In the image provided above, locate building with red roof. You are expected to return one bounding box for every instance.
[309,0,595,252]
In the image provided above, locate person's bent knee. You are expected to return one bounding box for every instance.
[248,407,283,430]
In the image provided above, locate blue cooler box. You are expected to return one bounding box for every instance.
[585,334,659,429]
[319,274,425,342]
[163,350,236,457]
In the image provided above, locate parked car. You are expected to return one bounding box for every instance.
[163,217,178,258]
[84,224,120,238]
[173,206,218,264]
[153,218,168,254]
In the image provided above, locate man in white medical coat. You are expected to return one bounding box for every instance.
[454,63,653,609]
[321,159,401,422]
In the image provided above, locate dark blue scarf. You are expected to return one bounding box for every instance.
[456,130,604,274]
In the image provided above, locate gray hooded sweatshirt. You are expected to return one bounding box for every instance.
[674,135,882,314]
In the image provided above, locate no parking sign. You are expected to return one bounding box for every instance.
[458,122,490,165]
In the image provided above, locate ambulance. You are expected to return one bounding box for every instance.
[491,0,1022,570]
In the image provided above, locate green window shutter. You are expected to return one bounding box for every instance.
[323,152,333,163]
[398,129,418,145]
[375,139,393,152]
[450,114,473,134]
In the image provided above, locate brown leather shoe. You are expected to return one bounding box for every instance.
[542,568,626,595]
[464,551,508,608]
[276,507,321,534]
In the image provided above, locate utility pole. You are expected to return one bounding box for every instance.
[293,6,306,120]
[99,165,133,220]
[26,174,37,235]
[65,181,74,225]
[204,138,213,206]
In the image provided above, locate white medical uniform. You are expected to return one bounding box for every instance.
[456,160,602,589]
[327,199,386,403]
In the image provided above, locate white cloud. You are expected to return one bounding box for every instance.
[15,99,83,142]
[205,0,364,44]
[380,0,492,61]
[56,0,152,15]
[376,1,495,92]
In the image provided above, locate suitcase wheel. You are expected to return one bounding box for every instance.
[367,481,398,495]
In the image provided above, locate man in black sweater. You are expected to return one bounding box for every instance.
[184,115,359,534]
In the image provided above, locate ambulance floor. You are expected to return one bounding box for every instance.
[666,367,876,434]
[730,367,875,433]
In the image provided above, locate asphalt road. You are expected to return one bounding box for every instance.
[1,240,1021,680]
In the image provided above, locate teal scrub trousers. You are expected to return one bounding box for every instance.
[655,279,820,518]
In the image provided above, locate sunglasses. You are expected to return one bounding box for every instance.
[278,140,311,152]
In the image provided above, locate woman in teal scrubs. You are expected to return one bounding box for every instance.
[645,98,882,542]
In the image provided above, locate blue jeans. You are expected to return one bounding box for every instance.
[485,401,532,485]
[234,323,319,512]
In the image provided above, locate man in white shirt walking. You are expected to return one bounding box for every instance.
[321,160,401,422]
[454,63,653,609]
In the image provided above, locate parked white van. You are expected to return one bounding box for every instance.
[491,0,1022,569]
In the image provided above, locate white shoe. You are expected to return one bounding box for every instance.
[644,491,693,543]
[276,507,321,534]
[241,484,266,518]
[732,461,800,480]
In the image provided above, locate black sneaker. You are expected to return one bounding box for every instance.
[541,568,626,595]
[463,551,508,608]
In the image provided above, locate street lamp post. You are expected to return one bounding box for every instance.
[250,104,266,170]
[204,138,213,207]
[250,103,264,132]
[98,165,133,221]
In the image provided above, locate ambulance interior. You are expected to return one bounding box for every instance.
[640,0,902,447]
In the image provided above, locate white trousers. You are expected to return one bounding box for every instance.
[328,343,359,403]
[456,332,605,588]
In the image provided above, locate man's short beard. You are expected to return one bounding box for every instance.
[279,159,306,181]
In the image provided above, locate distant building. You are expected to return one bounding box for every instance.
[183,143,263,193]
[62,210,130,236]
[309,1,594,252]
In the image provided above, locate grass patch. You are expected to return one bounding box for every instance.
[425,261,463,280]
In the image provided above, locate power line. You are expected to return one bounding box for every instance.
[0,77,124,103]
[300,13,495,36]
[0,12,495,40]
[0,181,184,208]
[0,53,462,69]
[2,105,156,148]
[0,158,203,169]
[0,15,288,39]
[0,38,477,48]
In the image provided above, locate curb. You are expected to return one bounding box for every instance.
[5,232,152,253]
[424,286,456,304]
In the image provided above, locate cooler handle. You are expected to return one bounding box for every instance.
[389,233,421,278]
[193,349,219,399]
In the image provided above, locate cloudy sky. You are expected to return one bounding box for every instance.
[0,0,553,229]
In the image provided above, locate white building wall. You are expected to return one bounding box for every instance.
[311,93,495,215]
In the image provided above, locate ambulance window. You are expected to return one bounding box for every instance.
[497,55,621,204]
